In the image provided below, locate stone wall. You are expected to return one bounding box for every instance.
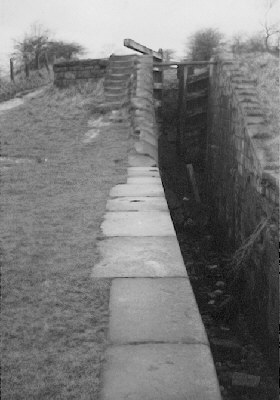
[53,59,108,87]
[207,51,279,369]
[130,55,159,163]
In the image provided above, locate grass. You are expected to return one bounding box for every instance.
[0,69,52,102]
[1,80,129,399]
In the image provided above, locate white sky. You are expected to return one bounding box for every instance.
[0,0,278,69]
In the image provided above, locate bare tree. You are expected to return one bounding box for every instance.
[13,22,86,72]
[13,23,49,70]
[262,0,280,51]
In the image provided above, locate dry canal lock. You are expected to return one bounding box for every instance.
[54,43,278,399]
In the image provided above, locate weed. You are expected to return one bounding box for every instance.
[0,69,52,102]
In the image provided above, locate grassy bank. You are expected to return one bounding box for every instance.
[1,81,129,399]
[0,69,52,102]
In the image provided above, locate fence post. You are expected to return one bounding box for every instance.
[25,61,30,78]
[43,51,50,73]
[24,56,30,78]
[10,58,14,82]
[176,65,188,155]
[153,50,163,116]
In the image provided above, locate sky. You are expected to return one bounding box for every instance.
[0,0,278,70]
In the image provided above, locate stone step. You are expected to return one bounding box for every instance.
[105,88,129,96]
[104,84,128,92]
[101,211,176,236]
[104,80,128,88]
[128,154,157,167]
[104,88,128,96]
[110,54,137,61]
[106,196,168,212]
[104,81,129,89]
[105,74,130,82]
[101,344,222,400]
[110,184,164,197]
[127,167,160,176]
[91,237,187,277]
[110,60,136,68]
[105,84,129,93]
[108,66,134,75]
[104,94,129,102]
[126,177,162,185]
[96,101,127,112]
[105,92,128,99]
[107,71,132,79]
[104,98,128,106]
[109,278,207,344]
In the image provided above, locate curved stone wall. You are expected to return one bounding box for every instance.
[207,50,279,369]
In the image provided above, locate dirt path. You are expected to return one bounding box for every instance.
[0,87,48,113]
[1,85,129,399]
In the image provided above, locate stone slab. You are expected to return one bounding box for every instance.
[127,167,160,176]
[91,237,187,277]
[110,184,164,197]
[134,140,158,163]
[128,154,157,167]
[106,197,168,211]
[127,177,162,185]
[101,212,176,236]
[109,278,207,344]
[101,344,222,400]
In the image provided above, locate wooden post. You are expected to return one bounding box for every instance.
[25,60,30,78]
[124,38,163,60]
[176,65,189,154]
[153,52,163,116]
[10,58,14,82]
[156,48,163,110]
[205,56,215,204]
[43,51,50,73]
[186,164,201,203]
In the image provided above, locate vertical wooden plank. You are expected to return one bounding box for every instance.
[183,65,189,89]
[186,164,201,203]
[153,58,163,114]
[176,65,188,154]
[158,48,163,108]
[25,61,30,78]
[44,52,50,73]
[206,56,215,204]
[10,58,14,82]
[176,65,183,154]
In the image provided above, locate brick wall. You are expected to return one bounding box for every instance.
[53,59,108,87]
[207,51,279,369]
